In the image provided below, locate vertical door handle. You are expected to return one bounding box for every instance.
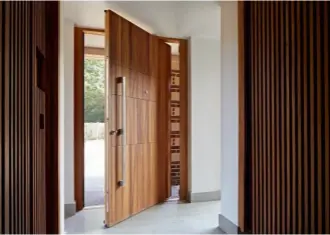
[116,77,126,187]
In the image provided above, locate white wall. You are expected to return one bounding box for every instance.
[219,1,239,225]
[189,37,221,194]
[63,19,75,206]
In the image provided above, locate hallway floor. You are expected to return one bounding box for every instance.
[65,201,223,234]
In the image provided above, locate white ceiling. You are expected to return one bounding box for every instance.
[64,1,220,50]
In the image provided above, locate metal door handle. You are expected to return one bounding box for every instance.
[116,77,126,187]
[109,129,123,136]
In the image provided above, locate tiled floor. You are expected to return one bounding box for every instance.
[65,201,223,234]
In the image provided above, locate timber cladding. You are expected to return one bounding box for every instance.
[0,2,59,233]
[241,1,329,234]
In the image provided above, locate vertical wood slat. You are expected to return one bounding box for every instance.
[270,3,276,233]
[290,2,297,233]
[309,3,316,233]
[257,3,262,233]
[4,2,10,233]
[275,2,280,232]
[250,2,256,233]
[0,2,3,232]
[296,2,302,233]
[244,2,330,234]
[324,3,330,234]
[261,2,266,232]
[315,3,323,234]
[302,2,310,233]
[285,2,291,233]
[279,2,285,233]
[265,3,271,232]
[0,2,48,233]
[17,3,22,233]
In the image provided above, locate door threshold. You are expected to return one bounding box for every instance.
[84,205,105,210]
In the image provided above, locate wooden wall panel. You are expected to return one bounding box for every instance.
[0,1,57,233]
[243,1,330,233]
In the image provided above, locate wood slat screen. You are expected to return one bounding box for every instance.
[0,2,48,233]
[243,2,329,233]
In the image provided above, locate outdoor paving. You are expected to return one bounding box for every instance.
[84,140,105,207]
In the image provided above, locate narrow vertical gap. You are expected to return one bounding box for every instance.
[250,3,256,232]
[280,1,286,232]
[261,2,267,232]
[0,2,3,233]
[324,2,330,234]
[265,2,272,232]
[258,2,263,233]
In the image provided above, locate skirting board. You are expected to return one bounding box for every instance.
[218,214,241,234]
[188,190,221,202]
[65,202,76,219]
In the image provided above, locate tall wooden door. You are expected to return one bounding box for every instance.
[104,10,171,226]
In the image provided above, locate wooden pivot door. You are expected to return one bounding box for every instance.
[104,10,171,226]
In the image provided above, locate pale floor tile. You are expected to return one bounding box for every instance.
[65,201,223,234]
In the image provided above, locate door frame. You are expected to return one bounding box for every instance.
[238,1,249,233]
[74,26,105,212]
[157,36,189,202]
[44,2,60,233]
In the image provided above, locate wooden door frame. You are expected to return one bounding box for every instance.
[44,1,60,233]
[74,26,105,211]
[158,36,189,202]
[238,1,248,233]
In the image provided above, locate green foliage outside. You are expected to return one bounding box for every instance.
[84,57,105,123]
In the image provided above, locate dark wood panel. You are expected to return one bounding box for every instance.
[324,3,330,234]
[309,3,316,233]
[270,3,276,233]
[0,2,3,233]
[0,2,57,233]
[242,2,330,233]
[315,3,323,233]
[296,2,302,233]
[290,2,297,233]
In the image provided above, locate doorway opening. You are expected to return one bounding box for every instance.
[83,33,106,209]
[166,41,181,201]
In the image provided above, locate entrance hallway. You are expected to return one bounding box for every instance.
[65,201,223,234]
